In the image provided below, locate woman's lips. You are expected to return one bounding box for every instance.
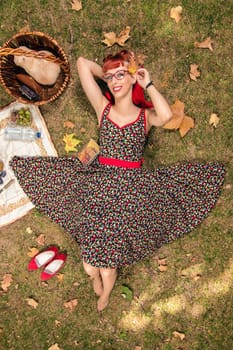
[112,86,122,93]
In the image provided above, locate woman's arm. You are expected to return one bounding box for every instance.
[136,68,172,128]
[76,57,108,120]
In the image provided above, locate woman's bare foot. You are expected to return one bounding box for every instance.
[97,295,109,312]
[92,276,103,296]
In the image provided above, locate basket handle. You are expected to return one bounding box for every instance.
[0,47,67,68]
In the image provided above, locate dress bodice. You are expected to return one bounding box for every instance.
[99,103,147,162]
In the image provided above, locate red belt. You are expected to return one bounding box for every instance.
[98,156,143,168]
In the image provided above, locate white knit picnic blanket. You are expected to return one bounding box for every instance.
[0,101,57,228]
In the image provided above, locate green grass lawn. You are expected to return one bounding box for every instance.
[0,1,232,349]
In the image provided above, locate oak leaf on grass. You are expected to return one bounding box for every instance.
[172,330,186,340]
[170,6,183,23]
[102,26,130,47]
[194,37,214,51]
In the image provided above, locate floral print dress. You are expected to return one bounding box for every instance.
[10,103,225,268]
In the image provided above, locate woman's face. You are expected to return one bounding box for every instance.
[103,64,136,99]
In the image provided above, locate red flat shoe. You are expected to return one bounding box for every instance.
[40,252,67,281]
[28,246,59,271]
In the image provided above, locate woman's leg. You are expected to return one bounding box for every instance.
[83,260,103,296]
[97,268,117,312]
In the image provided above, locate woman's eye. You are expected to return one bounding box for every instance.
[116,72,124,79]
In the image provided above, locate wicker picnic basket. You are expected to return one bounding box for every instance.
[0,31,70,105]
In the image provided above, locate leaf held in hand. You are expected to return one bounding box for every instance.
[170,6,183,23]
[194,37,214,51]
[209,113,219,127]
[63,133,81,153]
[71,0,82,11]
[121,285,133,301]
[102,26,130,47]
[189,64,201,81]
[128,54,139,74]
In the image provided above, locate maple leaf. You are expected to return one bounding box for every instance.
[64,298,78,311]
[179,115,195,137]
[63,120,75,129]
[163,99,185,130]
[102,26,130,47]
[71,0,82,11]
[170,6,183,23]
[189,64,201,81]
[194,37,214,51]
[63,133,81,153]
[163,99,194,137]
[209,113,219,127]
[128,54,139,74]
[1,274,13,291]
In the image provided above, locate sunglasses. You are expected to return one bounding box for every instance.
[103,70,129,82]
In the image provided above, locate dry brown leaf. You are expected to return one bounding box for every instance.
[64,298,78,311]
[189,64,201,81]
[48,344,61,350]
[63,120,75,129]
[172,330,186,340]
[27,247,39,257]
[170,6,183,23]
[179,115,195,137]
[209,113,219,127]
[158,265,168,272]
[194,37,214,51]
[55,320,61,327]
[26,226,33,234]
[158,258,167,265]
[36,234,45,246]
[26,297,38,309]
[1,274,13,291]
[56,273,64,282]
[163,99,185,130]
[71,0,82,11]
[134,347,142,350]
[102,26,130,47]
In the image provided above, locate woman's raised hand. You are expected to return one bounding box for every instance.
[135,68,152,90]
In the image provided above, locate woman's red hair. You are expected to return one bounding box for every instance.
[101,50,153,109]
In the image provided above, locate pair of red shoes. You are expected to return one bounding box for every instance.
[28,246,67,281]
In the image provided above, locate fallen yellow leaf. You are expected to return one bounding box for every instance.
[163,99,185,130]
[48,344,61,350]
[170,6,183,23]
[158,265,168,272]
[27,247,39,257]
[209,113,219,127]
[63,133,81,153]
[71,0,82,11]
